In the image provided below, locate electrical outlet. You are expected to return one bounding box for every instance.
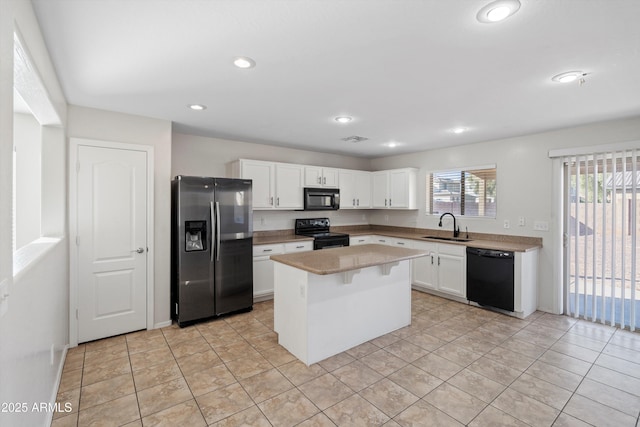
[518,216,526,227]
[503,220,510,229]
[533,220,549,231]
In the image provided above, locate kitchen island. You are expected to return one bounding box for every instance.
[270,244,427,365]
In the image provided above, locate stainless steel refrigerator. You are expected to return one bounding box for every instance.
[171,176,253,327]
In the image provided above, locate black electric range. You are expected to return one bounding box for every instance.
[294,218,350,250]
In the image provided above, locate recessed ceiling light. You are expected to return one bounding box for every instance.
[385,142,398,148]
[188,104,207,111]
[452,127,466,134]
[233,56,256,69]
[477,0,521,23]
[334,116,352,124]
[552,71,586,83]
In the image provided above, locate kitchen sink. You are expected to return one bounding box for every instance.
[422,236,473,242]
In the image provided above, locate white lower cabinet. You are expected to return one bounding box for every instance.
[350,235,371,246]
[253,241,312,301]
[412,241,466,299]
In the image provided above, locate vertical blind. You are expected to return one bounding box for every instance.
[564,149,639,331]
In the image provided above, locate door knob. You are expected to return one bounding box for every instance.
[132,247,145,253]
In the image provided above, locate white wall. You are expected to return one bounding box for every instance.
[0,1,69,426]
[67,106,173,327]
[172,133,372,231]
[370,116,640,314]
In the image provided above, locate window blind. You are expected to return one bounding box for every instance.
[428,167,496,218]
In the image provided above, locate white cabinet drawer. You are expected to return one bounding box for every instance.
[350,235,371,245]
[253,244,284,257]
[437,243,466,257]
[284,241,313,253]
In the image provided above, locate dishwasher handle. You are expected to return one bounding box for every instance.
[466,247,514,259]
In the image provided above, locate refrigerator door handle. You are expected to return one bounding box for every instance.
[210,201,215,262]
[215,201,221,261]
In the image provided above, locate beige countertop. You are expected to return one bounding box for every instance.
[254,226,542,252]
[270,244,428,275]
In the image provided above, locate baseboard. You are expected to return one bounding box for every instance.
[254,292,274,303]
[153,320,172,329]
[45,344,69,427]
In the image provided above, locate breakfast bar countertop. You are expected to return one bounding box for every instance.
[270,243,428,275]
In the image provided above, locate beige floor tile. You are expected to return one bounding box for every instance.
[80,373,135,410]
[388,364,443,398]
[212,339,260,362]
[412,353,464,381]
[324,394,389,426]
[560,331,608,352]
[552,412,592,427]
[141,399,206,427]
[382,339,430,363]
[298,373,354,410]
[245,331,279,351]
[62,351,85,372]
[532,313,578,332]
[332,360,383,392]
[318,351,356,372]
[424,324,466,342]
[594,353,640,379]
[569,321,616,342]
[452,335,496,354]
[485,346,535,372]
[77,393,139,427]
[609,329,640,352]
[603,342,640,364]
[225,352,273,380]
[184,363,236,396]
[524,360,583,392]
[550,340,600,363]
[168,336,211,359]
[424,383,487,425]
[126,334,167,354]
[136,377,193,417]
[132,359,182,391]
[258,388,320,426]
[84,335,126,352]
[239,367,294,403]
[394,399,463,426]
[297,412,338,427]
[209,405,271,427]
[433,342,483,367]
[405,331,447,351]
[512,328,559,348]
[586,365,640,397]
[82,356,131,386]
[499,337,547,359]
[278,359,327,386]
[54,387,80,419]
[469,405,530,427]
[345,341,380,358]
[175,348,223,376]
[467,356,521,386]
[50,412,79,427]
[523,323,566,340]
[576,378,640,417]
[509,373,573,410]
[492,388,560,427]
[538,349,592,376]
[563,394,637,427]
[447,368,506,403]
[162,325,203,346]
[360,378,419,417]
[129,346,174,371]
[196,382,254,425]
[84,342,129,367]
[58,368,83,393]
[360,349,408,376]
[370,332,402,348]
[259,344,298,367]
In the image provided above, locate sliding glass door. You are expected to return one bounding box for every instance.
[564,149,639,330]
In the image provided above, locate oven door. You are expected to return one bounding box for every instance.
[314,236,350,250]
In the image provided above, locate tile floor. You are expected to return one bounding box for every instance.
[52,291,640,426]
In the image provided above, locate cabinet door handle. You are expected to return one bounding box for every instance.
[296,245,304,249]
[323,177,326,184]
[438,256,441,266]
[276,197,280,206]
[270,196,274,206]
[397,242,404,245]
[357,198,359,206]
[263,249,273,252]
[318,176,322,184]
[389,199,392,206]
[385,199,388,207]
[431,255,434,265]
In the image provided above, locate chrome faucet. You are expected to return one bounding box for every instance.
[439,212,459,237]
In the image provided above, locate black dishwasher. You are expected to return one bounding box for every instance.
[466,247,514,312]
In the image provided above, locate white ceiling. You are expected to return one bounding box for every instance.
[31,0,640,158]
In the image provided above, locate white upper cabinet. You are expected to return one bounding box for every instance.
[304,166,339,188]
[275,163,304,209]
[234,159,303,210]
[339,169,371,209]
[372,168,418,209]
[237,159,275,209]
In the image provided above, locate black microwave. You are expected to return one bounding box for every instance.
[303,188,340,210]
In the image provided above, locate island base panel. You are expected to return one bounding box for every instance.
[274,261,411,366]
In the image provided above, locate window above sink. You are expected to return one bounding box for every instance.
[427,165,496,218]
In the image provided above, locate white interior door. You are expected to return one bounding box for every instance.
[77,145,148,343]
